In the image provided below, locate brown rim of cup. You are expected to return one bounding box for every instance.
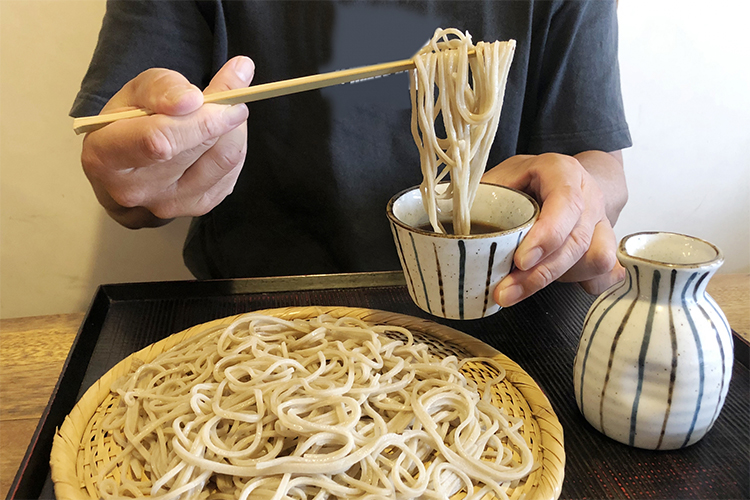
[386,182,539,239]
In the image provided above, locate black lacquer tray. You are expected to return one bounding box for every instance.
[8,272,749,500]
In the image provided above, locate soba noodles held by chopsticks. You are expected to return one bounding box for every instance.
[94,313,533,500]
[411,28,516,235]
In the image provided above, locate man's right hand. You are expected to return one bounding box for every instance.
[80,56,255,228]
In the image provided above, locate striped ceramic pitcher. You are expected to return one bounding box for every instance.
[573,232,733,450]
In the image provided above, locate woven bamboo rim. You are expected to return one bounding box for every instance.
[51,306,564,500]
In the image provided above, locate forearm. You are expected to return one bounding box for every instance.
[574,150,628,226]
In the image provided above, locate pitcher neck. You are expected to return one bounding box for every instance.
[623,264,717,303]
[617,232,723,303]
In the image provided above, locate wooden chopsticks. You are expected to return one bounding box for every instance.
[72,57,418,135]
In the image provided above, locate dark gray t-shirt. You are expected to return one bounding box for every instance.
[72,0,631,279]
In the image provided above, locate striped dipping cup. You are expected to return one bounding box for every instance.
[387,182,538,320]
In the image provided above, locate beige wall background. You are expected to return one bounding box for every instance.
[1,0,748,319]
[1,0,193,319]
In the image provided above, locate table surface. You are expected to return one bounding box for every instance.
[1,272,747,499]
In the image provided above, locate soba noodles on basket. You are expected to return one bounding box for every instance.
[82,313,533,500]
[411,28,515,235]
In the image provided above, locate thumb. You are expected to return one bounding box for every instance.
[102,67,204,117]
[481,154,535,191]
[204,56,255,95]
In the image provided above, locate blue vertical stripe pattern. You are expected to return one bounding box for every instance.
[510,231,523,273]
[392,227,416,297]
[577,271,633,415]
[705,295,732,416]
[392,224,535,319]
[656,269,679,450]
[681,272,704,447]
[482,242,498,317]
[693,273,728,433]
[408,233,431,315]
[705,294,732,337]
[458,240,466,320]
[432,243,446,317]
[599,265,641,433]
[629,269,661,446]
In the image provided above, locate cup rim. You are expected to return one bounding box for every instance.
[386,181,539,239]
[618,231,724,268]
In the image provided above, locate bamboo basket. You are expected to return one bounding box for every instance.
[50,306,565,499]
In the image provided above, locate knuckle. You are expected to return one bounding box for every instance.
[110,186,147,209]
[562,188,586,218]
[540,152,578,170]
[148,206,173,220]
[532,264,556,290]
[547,224,570,250]
[538,152,561,163]
[214,143,246,171]
[158,190,227,220]
[141,67,166,79]
[587,246,618,276]
[197,114,226,141]
[191,198,216,217]
[140,127,176,162]
[148,198,181,220]
[139,68,182,91]
[571,190,586,214]
[80,144,105,181]
[567,229,593,260]
[188,192,223,217]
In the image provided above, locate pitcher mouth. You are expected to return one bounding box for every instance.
[618,231,723,268]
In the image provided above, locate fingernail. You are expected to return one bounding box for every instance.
[496,284,523,307]
[222,103,248,125]
[518,246,543,270]
[235,57,255,82]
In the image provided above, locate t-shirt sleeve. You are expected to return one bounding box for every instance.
[70,0,220,118]
[524,0,632,155]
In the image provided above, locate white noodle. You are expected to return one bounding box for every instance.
[411,28,516,235]
[96,313,533,499]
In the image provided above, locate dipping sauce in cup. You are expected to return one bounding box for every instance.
[387,182,538,320]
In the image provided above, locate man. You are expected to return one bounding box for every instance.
[72,0,630,307]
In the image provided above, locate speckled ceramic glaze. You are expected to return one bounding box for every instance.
[387,183,538,320]
[574,232,734,450]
